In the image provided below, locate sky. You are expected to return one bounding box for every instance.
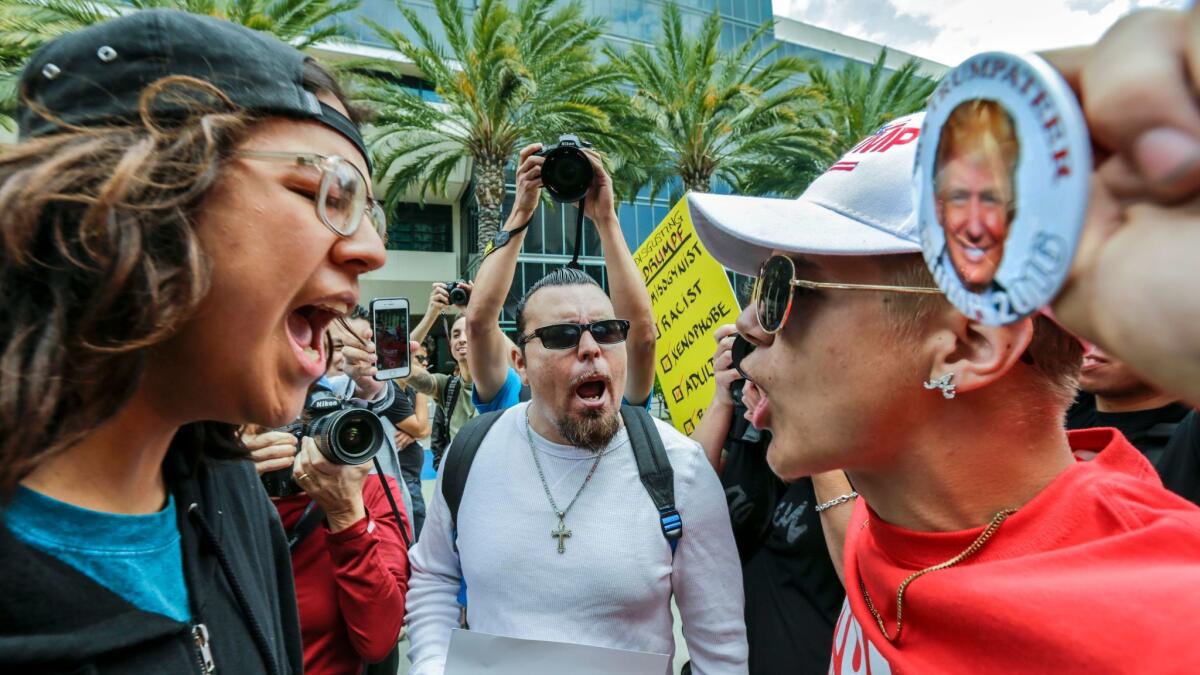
[776,0,1188,66]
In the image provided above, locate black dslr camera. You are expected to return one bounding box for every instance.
[261,388,387,498]
[444,280,470,306]
[535,134,593,203]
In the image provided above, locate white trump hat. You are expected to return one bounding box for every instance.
[687,112,926,275]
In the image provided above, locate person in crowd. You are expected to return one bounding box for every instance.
[933,99,1018,294]
[0,10,386,673]
[465,144,657,412]
[405,146,747,675]
[687,108,1200,672]
[689,325,848,675]
[1067,345,1190,466]
[243,331,410,675]
[1040,7,1200,405]
[408,289,477,467]
[392,350,432,538]
[328,305,422,522]
[1158,409,1200,505]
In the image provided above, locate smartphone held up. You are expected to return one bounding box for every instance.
[371,297,410,380]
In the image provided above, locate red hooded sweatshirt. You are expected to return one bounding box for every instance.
[832,428,1200,674]
[276,475,410,675]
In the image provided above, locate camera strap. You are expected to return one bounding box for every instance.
[286,501,325,551]
[374,457,413,549]
[567,197,585,270]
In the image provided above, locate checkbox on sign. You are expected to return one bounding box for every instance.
[659,354,672,372]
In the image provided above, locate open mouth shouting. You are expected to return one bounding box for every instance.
[571,372,611,411]
[285,296,354,379]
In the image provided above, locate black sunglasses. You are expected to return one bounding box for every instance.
[520,319,631,350]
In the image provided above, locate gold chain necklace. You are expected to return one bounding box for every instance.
[859,508,1018,644]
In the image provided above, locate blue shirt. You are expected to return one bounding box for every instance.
[4,486,191,622]
[473,367,524,413]
[473,366,651,412]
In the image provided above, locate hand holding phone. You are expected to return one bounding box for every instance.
[370,297,410,380]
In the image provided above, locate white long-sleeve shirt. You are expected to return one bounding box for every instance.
[405,403,747,675]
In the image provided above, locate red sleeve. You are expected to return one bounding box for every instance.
[323,475,411,663]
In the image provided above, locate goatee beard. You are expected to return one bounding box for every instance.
[556,408,620,453]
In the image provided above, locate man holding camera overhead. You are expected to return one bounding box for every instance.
[467,140,658,410]
[404,142,746,675]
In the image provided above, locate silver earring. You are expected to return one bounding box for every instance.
[923,372,956,399]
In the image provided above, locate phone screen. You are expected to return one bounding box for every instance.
[373,303,410,375]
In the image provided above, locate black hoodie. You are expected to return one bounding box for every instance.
[0,435,303,675]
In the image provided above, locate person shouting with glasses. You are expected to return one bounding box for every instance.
[688,111,1200,674]
[0,10,388,674]
[405,148,748,674]
[688,324,851,675]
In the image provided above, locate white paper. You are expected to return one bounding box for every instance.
[443,629,670,675]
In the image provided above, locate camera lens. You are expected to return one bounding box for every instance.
[449,285,470,306]
[309,408,385,465]
[542,148,593,203]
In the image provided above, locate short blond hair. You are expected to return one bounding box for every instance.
[879,255,1081,406]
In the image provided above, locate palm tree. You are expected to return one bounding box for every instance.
[0,0,360,129]
[808,48,940,157]
[354,0,638,253]
[604,2,833,199]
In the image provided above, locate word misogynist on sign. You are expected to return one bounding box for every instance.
[634,195,738,435]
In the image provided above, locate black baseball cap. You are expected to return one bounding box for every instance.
[17,9,370,171]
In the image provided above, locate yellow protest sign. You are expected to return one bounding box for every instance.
[634,194,739,435]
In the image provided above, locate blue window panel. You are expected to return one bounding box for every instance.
[583,213,602,257]
[652,205,668,228]
[525,202,545,254]
[543,202,564,255]
[719,0,733,17]
[619,203,639,250]
[636,204,653,243]
[640,3,659,42]
[563,202,581,256]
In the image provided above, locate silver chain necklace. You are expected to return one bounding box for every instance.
[525,411,604,554]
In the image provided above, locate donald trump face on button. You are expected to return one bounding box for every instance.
[934,99,1019,294]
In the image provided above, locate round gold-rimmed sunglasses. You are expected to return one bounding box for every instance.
[753,254,943,334]
[236,151,387,242]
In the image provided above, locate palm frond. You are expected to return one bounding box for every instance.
[608,0,832,196]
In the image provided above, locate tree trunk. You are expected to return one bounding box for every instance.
[681,163,712,194]
[474,156,506,253]
[683,173,711,194]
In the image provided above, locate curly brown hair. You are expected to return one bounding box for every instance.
[0,59,362,497]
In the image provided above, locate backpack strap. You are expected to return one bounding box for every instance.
[442,375,463,416]
[621,405,682,554]
[441,410,505,536]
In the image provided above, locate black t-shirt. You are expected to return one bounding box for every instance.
[720,421,844,675]
[1158,410,1200,506]
[393,385,426,478]
[1066,393,1190,467]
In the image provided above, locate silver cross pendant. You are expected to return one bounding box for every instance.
[551,514,572,554]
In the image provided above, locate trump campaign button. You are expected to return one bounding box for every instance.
[914,52,1091,325]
